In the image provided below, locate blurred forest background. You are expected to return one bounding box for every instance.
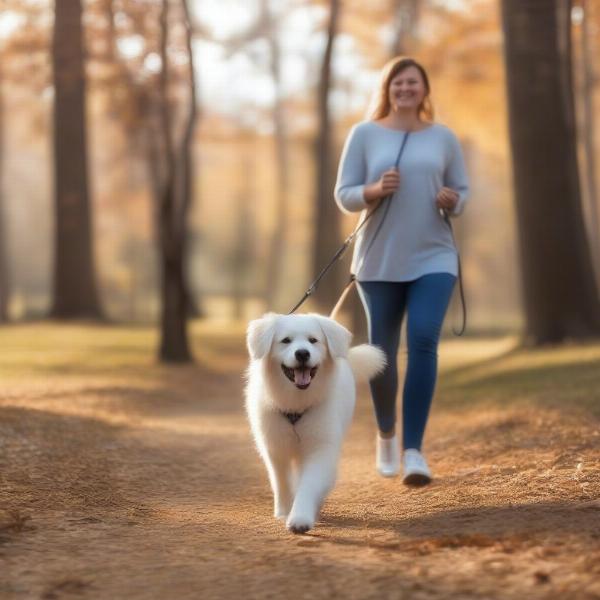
[0,0,599,361]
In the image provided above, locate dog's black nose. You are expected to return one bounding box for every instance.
[295,349,310,363]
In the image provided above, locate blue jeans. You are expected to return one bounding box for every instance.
[357,273,456,450]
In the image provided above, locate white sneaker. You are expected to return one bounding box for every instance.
[402,448,432,486]
[376,434,400,477]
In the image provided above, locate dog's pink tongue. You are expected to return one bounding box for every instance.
[294,368,311,386]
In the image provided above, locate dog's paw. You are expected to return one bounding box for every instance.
[286,513,314,534]
[274,509,289,521]
[274,499,292,520]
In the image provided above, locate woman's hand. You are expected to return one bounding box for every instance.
[436,187,459,213]
[363,168,400,204]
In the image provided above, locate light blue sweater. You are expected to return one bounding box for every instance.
[334,121,469,281]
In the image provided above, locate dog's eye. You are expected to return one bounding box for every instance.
[281,337,291,344]
[309,337,318,344]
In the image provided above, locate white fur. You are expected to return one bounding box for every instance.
[347,344,387,383]
[244,313,386,534]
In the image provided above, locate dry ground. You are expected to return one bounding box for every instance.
[1,323,599,600]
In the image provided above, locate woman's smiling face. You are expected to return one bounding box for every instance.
[388,65,428,113]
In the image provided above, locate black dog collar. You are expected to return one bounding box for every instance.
[281,411,306,426]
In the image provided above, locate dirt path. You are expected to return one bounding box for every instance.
[1,326,599,599]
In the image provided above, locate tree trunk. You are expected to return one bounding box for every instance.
[262,0,289,311]
[312,0,343,311]
[580,0,599,274]
[157,0,192,362]
[0,51,8,322]
[232,153,255,320]
[179,0,203,319]
[501,0,600,344]
[51,0,103,319]
[389,0,420,57]
[0,200,8,321]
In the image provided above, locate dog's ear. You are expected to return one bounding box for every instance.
[247,313,278,360]
[314,315,352,359]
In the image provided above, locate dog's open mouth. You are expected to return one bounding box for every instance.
[281,365,318,390]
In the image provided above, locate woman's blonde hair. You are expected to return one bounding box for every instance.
[368,57,434,122]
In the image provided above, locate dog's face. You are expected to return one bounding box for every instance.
[247,313,352,391]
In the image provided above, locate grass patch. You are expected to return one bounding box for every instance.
[437,338,600,417]
[0,322,598,417]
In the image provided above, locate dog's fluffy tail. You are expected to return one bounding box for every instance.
[347,344,386,383]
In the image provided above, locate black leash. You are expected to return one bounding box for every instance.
[441,209,467,336]
[281,410,305,441]
[282,411,304,425]
[288,132,410,315]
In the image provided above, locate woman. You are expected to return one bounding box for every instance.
[334,57,469,484]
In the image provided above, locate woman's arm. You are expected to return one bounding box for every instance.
[335,124,400,212]
[334,125,369,214]
[443,131,469,217]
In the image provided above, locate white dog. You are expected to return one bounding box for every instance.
[245,312,385,534]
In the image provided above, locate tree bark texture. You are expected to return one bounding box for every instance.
[156,0,193,362]
[501,0,600,343]
[51,0,103,319]
[0,54,8,321]
[312,0,343,311]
